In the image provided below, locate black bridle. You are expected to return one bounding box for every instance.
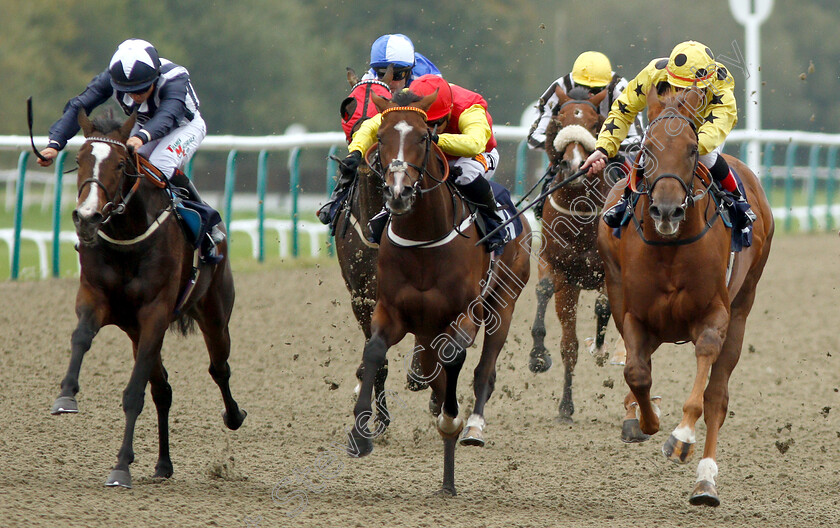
[630,113,721,247]
[77,136,143,224]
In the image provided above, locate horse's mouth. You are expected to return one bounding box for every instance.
[653,219,681,238]
[385,197,414,216]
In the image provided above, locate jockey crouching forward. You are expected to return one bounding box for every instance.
[38,39,224,263]
[331,74,508,253]
[527,51,642,220]
[582,40,756,233]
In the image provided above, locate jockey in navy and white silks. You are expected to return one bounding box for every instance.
[360,34,441,92]
[39,39,225,256]
[42,39,205,182]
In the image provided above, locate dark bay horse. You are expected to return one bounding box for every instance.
[597,87,774,506]
[528,86,624,422]
[50,111,246,488]
[349,90,531,495]
[337,69,393,425]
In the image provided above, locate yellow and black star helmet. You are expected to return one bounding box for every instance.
[666,41,717,88]
[572,51,612,88]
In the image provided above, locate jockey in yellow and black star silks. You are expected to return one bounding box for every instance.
[582,40,756,231]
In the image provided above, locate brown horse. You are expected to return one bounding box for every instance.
[336,69,393,425]
[50,111,246,488]
[597,87,774,506]
[528,86,624,422]
[348,89,531,495]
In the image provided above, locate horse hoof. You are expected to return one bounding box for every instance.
[348,430,374,458]
[434,486,457,497]
[51,396,79,415]
[459,426,485,447]
[689,480,720,507]
[223,409,247,430]
[153,462,173,479]
[662,434,695,464]
[528,352,552,373]
[609,355,625,366]
[104,469,132,488]
[555,414,574,424]
[374,412,391,431]
[621,418,650,443]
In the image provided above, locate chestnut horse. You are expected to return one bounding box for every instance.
[528,86,623,422]
[597,87,774,506]
[50,111,246,488]
[349,89,531,495]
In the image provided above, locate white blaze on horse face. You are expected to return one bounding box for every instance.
[77,143,112,219]
[570,144,585,170]
[390,120,413,194]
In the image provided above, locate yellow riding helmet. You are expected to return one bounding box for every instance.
[571,51,612,88]
[666,41,717,88]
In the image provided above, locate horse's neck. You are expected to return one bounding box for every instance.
[105,183,169,236]
[391,184,458,241]
[355,173,384,223]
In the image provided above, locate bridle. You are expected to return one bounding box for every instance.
[77,136,143,224]
[640,113,706,209]
[629,113,722,247]
[367,106,450,211]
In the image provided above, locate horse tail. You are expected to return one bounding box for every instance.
[170,314,197,336]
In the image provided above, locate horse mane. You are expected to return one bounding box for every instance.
[391,89,422,106]
[90,115,125,135]
[567,86,593,101]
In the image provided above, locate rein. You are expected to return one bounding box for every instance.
[78,135,173,245]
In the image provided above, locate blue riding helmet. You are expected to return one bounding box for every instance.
[369,34,415,69]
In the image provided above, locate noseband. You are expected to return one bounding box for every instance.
[77,136,142,223]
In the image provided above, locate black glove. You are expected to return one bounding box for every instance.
[429,131,439,144]
[340,150,362,178]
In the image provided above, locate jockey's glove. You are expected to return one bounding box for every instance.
[340,151,362,178]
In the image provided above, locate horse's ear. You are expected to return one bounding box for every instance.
[588,88,608,107]
[78,108,94,137]
[554,85,571,107]
[415,88,439,114]
[379,64,394,86]
[372,93,393,114]
[119,112,137,141]
[346,67,359,87]
[680,85,705,117]
[646,87,664,120]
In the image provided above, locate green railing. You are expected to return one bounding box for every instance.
[2,128,840,280]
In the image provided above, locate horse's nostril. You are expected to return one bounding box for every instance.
[383,187,394,199]
[673,207,685,219]
[399,186,414,199]
[649,205,660,218]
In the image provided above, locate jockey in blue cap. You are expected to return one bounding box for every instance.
[360,33,441,93]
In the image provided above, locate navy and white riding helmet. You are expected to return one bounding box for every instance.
[108,39,161,93]
[369,34,415,70]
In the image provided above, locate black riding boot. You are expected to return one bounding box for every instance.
[170,170,225,245]
[456,177,507,253]
[317,170,357,225]
[533,175,554,221]
[709,155,756,227]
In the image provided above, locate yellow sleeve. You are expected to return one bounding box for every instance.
[595,59,659,158]
[347,113,382,155]
[436,104,492,158]
[697,67,738,156]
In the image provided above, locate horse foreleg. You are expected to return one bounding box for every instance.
[461,308,507,447]
[106,313,167,488]
[663,309,728,466]
[149,358,173,479]
[554,280,581,422]
[52,291,105,414]
[438,343,466,496]
[528,271,555,373]
[622,315,660,436]
[350,306,404,458]
[198,307,247,431]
